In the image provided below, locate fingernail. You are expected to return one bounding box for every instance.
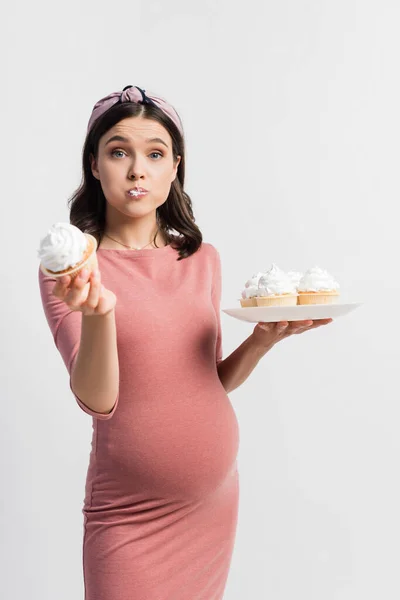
[80,268,88,278]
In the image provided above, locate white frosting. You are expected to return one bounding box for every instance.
[37,222,88,272]
[245,272,263,288]
[241,272,263,298]
[241,284,259,299]
[287,271,303,290]
[257,264,297,296]
[298,266,340,292]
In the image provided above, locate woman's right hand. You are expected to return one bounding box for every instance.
[52,267,117,316]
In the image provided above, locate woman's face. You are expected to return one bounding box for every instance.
[90,116,181,219]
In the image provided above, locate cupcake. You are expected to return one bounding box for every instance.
[240,272,263,307]
[297,266,340,304]
[287,271,303,291]
[255,264,298,307]
[38,222,98,282]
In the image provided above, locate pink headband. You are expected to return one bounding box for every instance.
[87,85,184,136]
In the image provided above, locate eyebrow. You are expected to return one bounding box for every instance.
[104,135,169,149]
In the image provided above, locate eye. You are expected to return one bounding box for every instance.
[110,149,164,160]
[110,149,125,158]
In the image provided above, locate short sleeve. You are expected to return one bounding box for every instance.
[38,266,118,419]
[210,245,223,367]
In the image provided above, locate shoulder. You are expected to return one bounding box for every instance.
[197,242,220,262]
[173,241,221,270]
[196,243,221,280]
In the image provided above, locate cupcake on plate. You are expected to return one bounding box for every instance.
[287,270,303,291]
[38,222,98,282]
[240,272,263,307]
[297,266,340,304]
[255,264,298,307]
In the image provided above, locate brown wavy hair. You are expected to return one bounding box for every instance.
[67,100,202,260]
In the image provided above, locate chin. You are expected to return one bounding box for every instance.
[121,203,156,218]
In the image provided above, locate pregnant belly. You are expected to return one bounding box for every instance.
[96,384,240,502]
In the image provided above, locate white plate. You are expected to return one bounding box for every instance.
[222,302,363,323]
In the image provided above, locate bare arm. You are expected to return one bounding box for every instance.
[217,333,272,394]
[217,319,333,394]
[71,309,119,415]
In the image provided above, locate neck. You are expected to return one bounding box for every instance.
[101,206,166,249]
[101,228,169,250]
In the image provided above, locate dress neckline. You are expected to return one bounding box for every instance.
[96,243,177,258]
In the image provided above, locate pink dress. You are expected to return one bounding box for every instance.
[38,241,240,600]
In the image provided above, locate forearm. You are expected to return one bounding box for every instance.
[71,309,119,414]
[217,334,274,394]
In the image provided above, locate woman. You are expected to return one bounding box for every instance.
[38,85,332,599]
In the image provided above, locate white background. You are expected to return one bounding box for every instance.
[2,1,399,598]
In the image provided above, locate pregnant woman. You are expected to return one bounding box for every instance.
[38,85,331,599]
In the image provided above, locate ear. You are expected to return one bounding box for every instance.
[171,155,181,182]
[89,153,100,180]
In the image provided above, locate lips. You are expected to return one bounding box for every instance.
[127,188,149,198]
[127,187,148,194]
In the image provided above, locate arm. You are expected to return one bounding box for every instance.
[70,309,119,415]
[217,316,334,391]
[217,335,272,394]
[38,267,119,419]
[209,244,273,394]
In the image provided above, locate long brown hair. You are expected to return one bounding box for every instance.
[67,101,202,260]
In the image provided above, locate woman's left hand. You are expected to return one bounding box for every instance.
[251,319,333,349]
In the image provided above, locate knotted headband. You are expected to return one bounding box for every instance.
[87,85,184,136]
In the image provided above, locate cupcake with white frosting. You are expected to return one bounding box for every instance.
[240,272,263,307]
[255,264,298,307]
[297,266,340,304]
[38,222,98,282]
[287,271,303,291]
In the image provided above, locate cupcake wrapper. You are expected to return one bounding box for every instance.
[297,292,340,305]
[240,298,257,307]
[256,294,298,307]
[40,233,98,281]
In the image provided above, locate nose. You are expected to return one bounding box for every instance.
[128,156,146,180]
